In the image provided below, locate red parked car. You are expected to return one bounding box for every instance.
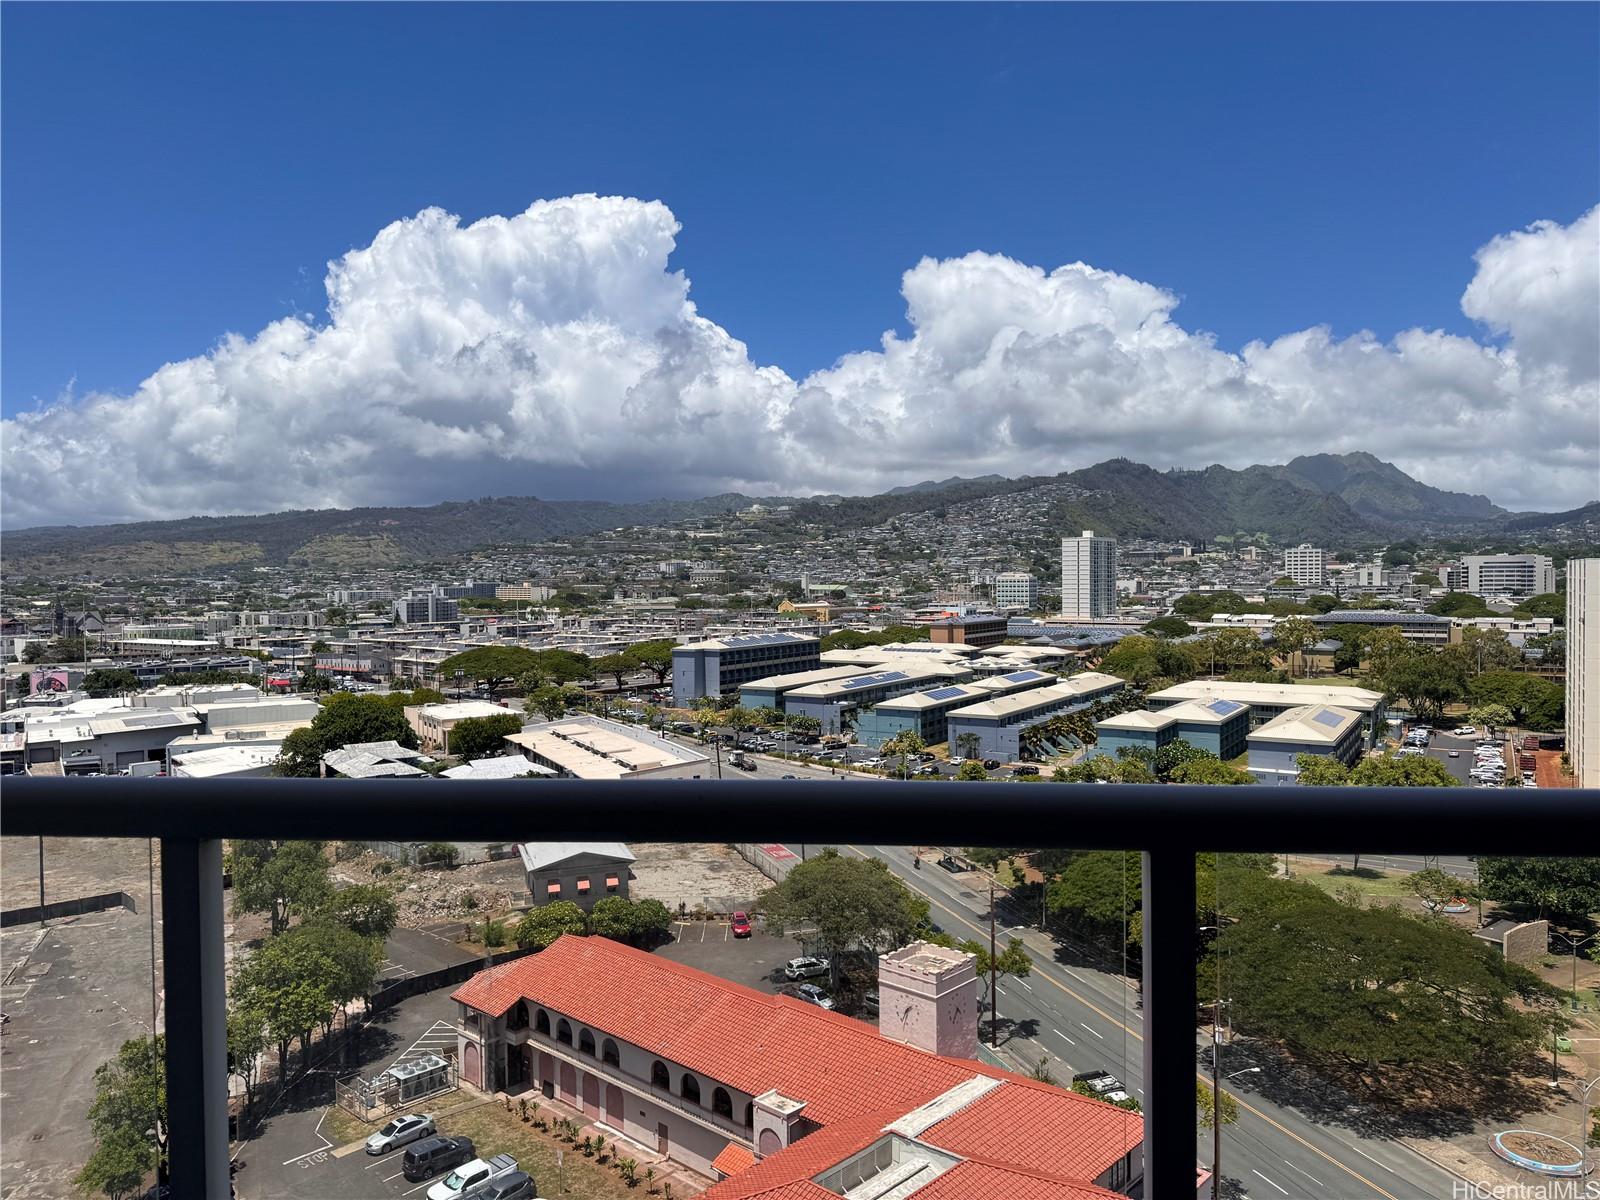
[730,911,752,938]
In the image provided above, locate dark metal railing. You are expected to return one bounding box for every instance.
[7,777,1598,1198]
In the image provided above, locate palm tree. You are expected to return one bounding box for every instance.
[956,732,982,761]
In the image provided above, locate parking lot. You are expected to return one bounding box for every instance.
[655,917,878,1020]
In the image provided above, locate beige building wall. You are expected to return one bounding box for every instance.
[1569,559,1598,787]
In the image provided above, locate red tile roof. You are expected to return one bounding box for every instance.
[712,1143,757,1177]
[453,936,1139,1200]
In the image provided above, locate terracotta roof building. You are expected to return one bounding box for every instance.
[451,936,1142,1196]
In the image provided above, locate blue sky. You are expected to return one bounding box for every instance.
[2,3,1597,523]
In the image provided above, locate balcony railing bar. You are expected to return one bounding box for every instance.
[7,778,1597,1199]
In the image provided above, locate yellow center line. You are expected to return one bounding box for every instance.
[840,844,1404,1200]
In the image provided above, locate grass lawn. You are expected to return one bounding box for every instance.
[443,1104,653,1199]
[1297,865,1417,902]
[1291,675,1371,687]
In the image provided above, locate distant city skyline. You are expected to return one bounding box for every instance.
[2,4,1596,526]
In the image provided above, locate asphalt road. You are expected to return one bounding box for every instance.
[783,841,1460,1200]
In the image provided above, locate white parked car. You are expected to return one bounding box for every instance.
[428,1154,519,1200]
[783,956,830,980]
[1453,725,1477,737]
[365,1113,436,1155]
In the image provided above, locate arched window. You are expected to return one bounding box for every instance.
[534,1009,551,1036]
[712,1087,733,1120]
[680,1074,701,1105]
[602,1039,620,1067]
[510,1000,529,1030]
[556,1019,572,1045]
[651,1061,670,1089]
[744,1102,754,1128]
[579,1029,596,1057]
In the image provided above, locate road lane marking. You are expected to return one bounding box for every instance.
[1079,1022,1104,1039]
[1018,979,1033,992]
[1253,1168,1290,1195]
[1052,1029,1077,1045]
[841,843,1409,1200]
[1284,1160,1326,1187]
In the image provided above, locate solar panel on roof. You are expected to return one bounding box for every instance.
[1310,709,1348,729]
[1002,670,1045,681]
[922,686,970,701]
[1206,699,1244,716]
[842,670,909,690]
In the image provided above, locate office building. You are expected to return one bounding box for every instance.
[1569,559,1598,787]
[1310,610,1452,646]
[781,664,977,735]
[496,582,557,602]
[504,715,712,781]
[852,670,1057,748]
[1094,698,1250,764]
[1146,679,1387,747]
[671,633,822,707]
[1061,531,1118,619]
[945,672,1125,762]
[994,572,1040,611]
[1283,544,1327,589]
[1246,704,1364,785]
[927,615,1009,648]
[451,935,1143,1191]
[1464,553,1556,597]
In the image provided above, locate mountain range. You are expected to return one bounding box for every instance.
[3,453,1587,576]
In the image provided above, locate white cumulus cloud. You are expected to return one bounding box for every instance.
[2,195,1596,527]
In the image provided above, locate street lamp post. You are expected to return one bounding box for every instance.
[1575,1076,1600,1180]
[1550,931,1599,1012]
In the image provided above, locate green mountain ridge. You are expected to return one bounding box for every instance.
[0,453,1561,577]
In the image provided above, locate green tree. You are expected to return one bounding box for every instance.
[228,1002,269,1110]
[1468,671,1564,729]
[77,1035,165,1199]
[1197,1079,1239,1131]
[956,760,990,781]
[955,732,982,761]
[1347,753,1457,787]
[1466,703,1514,734]
[275,694,418,776]
[631,898,674,946]
[298,669,334,694]
[226,840,333,935]
[296,918,383,1034]
[1428,591,1495,618]
[321,883,399,940]
[1476,858,1600,921]
[448,713,525,760]
[1174,591,1249,619]
[1513,592,1565,620]
[515,901,589,948]
[882,730,927,776]
[1453,627,1524,676]
[229,927,337,1077]
[1143,616,1194,638]
[310,639,331,654]
[588,896,638,942]
[1405,867,1474,915]
[1305,594,1342,614]
[1100,634,1200,686]
[785,713,822,737]
[1170,757,1255,785]
[525,684,584,722]
[1152,738,1210,781]
[760,849,927,986]
[626,640,676,685]
[1293,755,1351,786]
[1204,628,1272,674]
[1273,617,1318,678]
[440,645,545,695]
[1214,875,1559,1069]
[82,668,139,698]
[1380,653,1467,722]
[1048,851,1142,932]
[1411,572,1441,588]
[593,653,636,689]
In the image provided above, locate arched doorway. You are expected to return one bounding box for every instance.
[758,1128,782,1157]
[559,1061,577,1106]
[605,1083,624,1130]
[582,1072,600,1118]
[463,1041,482,1089]
[539,1051,555,1099]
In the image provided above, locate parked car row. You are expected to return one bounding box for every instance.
[368,1115,534,1200]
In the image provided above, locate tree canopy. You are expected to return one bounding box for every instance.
[1427,591,1496,618]
[1214,875,1559,1070]
[515,901,589,948]
[1467,671,1564,729]
[1143,616,1194,639]
[77,1035,166,1199]
[760,849,927,982]
[226,840,333,934]
[448,713,524,760]
[275,694,417,776]
[1476,857,1600,921]
[1293,752,1457,788]
[439,646,547,694]
[82,668,139,697]
[1513,592,1565,620]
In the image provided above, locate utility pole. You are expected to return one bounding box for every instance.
[988,881,998,1047]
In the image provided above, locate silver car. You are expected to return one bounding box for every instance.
[365,1113,436,1155]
